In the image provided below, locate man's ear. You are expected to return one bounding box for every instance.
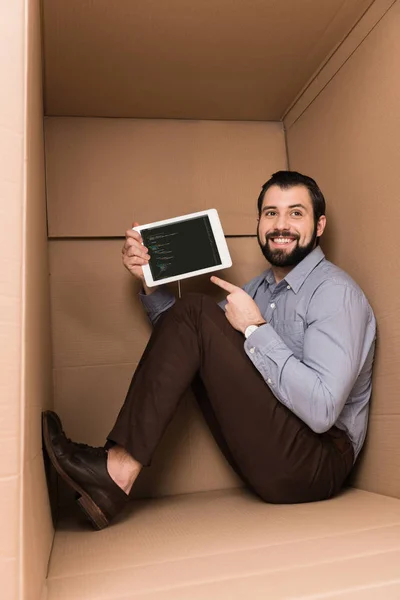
[317,215,327,238]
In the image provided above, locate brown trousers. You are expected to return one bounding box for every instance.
[107,293,354,504]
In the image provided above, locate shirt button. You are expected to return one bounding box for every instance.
[267,378,272,384]
[270,303,276,309]
[287,285,291,290]
[249,347,255,354]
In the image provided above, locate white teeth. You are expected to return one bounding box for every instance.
[272,238,293,244]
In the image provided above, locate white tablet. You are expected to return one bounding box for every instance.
[133,209,232,287]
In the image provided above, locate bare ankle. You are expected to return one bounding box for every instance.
[107,445,142,495]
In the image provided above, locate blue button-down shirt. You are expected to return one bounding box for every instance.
[141,246,376,460]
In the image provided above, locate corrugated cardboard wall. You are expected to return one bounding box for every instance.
[285,0,400,499]
[0,3,54,598]
[0,3,24,597]
[45,118,284,237]
[46,119,287,497]
[22,1,54,599]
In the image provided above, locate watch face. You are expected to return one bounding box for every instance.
[245,325,258,338]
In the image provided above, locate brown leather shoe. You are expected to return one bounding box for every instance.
[42,411,129,530]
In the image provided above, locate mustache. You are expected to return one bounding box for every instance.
[265,230,300,241]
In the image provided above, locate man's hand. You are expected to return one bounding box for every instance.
[211,276,265,334]
[122,222,157,295]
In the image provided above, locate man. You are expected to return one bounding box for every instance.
[43,171,376,530]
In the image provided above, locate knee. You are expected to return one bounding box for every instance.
[174,292,217,313]
[172,292,203,313]
[177,292,204,305]
[170,293,225,329]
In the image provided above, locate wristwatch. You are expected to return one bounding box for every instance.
[244,322,266,339]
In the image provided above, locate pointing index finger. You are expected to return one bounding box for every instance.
[210,276,237,293]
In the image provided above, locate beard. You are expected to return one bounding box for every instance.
[258,223,318,268]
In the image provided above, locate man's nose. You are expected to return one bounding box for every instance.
[275,213,290,231]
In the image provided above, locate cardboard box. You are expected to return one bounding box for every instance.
[2,1,400,598]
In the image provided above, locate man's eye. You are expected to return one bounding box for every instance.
[291,211,302,217]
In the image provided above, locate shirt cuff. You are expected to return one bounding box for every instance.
[244,323,294,388]
[244,323,281,353]
[139,286,176,322]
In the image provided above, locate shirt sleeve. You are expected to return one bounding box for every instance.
[139,286,176,325]
[244,282,374,433]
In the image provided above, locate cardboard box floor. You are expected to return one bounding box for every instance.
[4,1,400,599]
[46,488,400,599]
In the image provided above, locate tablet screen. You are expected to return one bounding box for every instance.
[141,215,222,282]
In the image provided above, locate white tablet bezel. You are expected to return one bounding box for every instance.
[133,209,232,287]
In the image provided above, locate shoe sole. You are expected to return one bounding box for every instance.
[42,412,109,530]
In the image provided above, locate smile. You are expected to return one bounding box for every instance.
[270,237,296,245]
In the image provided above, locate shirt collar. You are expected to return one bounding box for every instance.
[265,269,276,287]
[264,246,325,294]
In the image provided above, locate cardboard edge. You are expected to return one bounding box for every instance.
[283,0,397,129]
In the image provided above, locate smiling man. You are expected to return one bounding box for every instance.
[43,171,376,530]
[258,182,325,271]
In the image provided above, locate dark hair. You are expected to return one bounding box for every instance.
[257,171,326,222]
